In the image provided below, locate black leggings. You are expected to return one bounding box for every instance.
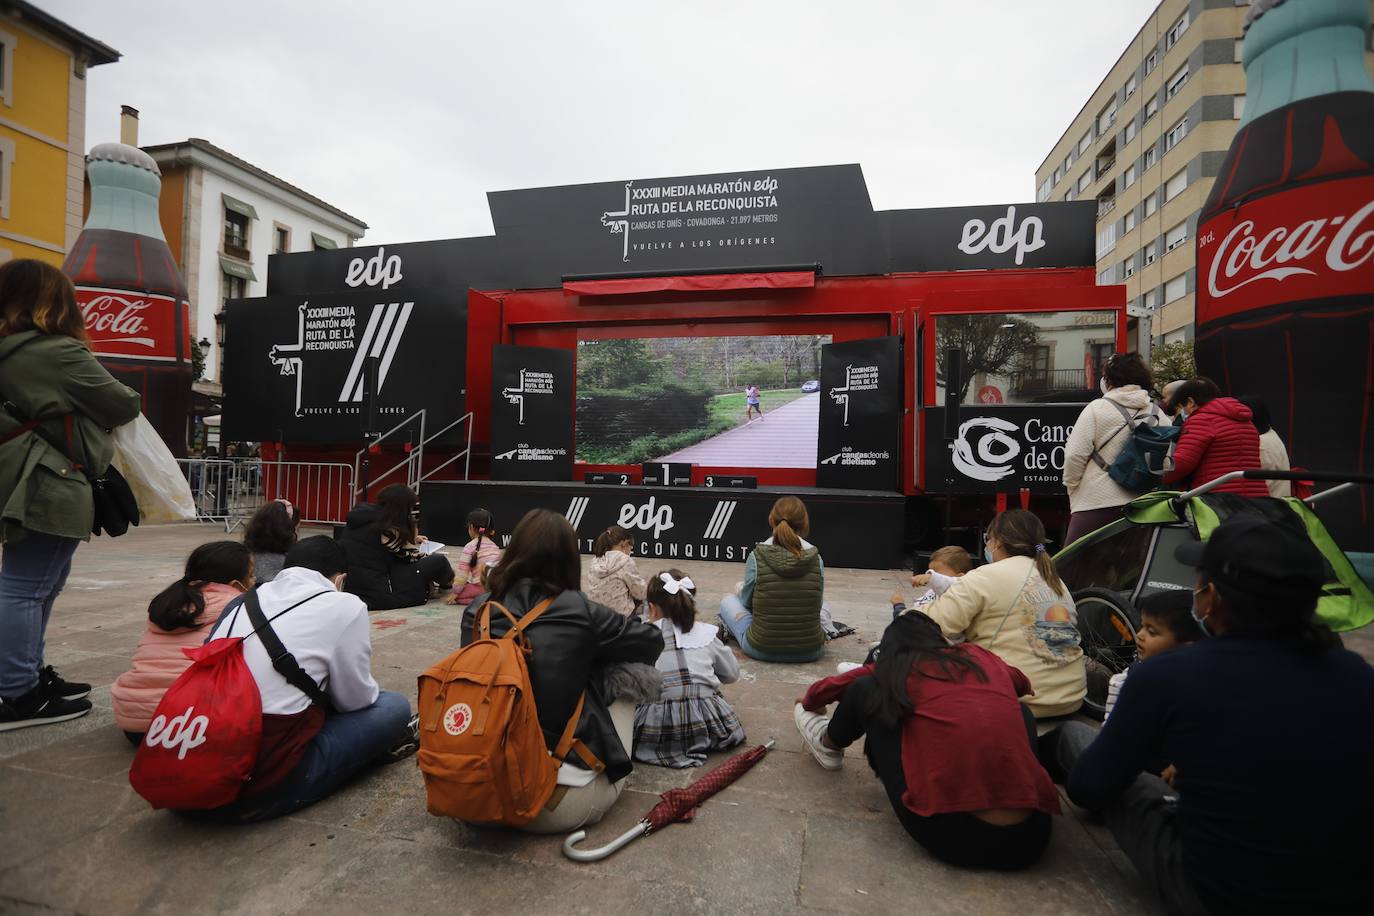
[827,675,1051,870]
[417,553,454,589]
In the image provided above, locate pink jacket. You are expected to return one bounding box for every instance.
[111,583,242,733]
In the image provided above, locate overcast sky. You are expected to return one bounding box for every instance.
[50,0,1160,245]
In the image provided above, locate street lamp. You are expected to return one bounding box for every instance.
[214,311,226,347]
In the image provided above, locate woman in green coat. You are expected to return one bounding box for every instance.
[0,260,141,731]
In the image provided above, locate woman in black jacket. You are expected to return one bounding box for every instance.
[339,484,453,610]
[460,508,663,833]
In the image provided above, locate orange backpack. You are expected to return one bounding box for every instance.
[417,596,604,825]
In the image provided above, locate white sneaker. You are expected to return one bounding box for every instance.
[793,703,843,770]
[835,662,863,675]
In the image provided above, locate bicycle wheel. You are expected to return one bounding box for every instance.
[1073,587,1139,721]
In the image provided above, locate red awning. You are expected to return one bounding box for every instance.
[563,271,815,296]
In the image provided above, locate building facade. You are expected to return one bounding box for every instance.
[1034,0,1374,349]
[141,134,367,383]
[0,1,117,265]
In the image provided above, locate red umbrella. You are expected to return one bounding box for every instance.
[562,740,775,862]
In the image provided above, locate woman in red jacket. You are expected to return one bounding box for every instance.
[1162,378,1268,497]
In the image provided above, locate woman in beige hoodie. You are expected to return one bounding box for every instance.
[922,510,1085,718]
[586,525,648,616]
[1061,352,1165,545]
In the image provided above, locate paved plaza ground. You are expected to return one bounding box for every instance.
[4,523,1371,915]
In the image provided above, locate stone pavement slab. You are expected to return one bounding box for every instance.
[2,522,1307,914]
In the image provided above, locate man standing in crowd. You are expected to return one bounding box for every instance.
[1047,517,1374,914]
[196,536,415,821]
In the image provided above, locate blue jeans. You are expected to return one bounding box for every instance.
[719,594,824,663]
[218,690,412,822]
[0,531,80,698]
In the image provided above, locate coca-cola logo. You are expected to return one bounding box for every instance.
[1205,198,1374,298]
[80,294,155,347]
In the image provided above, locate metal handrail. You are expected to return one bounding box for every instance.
[354,410,428,499]
[1174,469,1374,505]
[417,411,475,484]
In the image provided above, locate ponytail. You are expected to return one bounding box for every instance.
[648,568,697,632]
[768,496,810,559]
[593,524,632,558]
[148,540,251,631]
[987,509,1065,595]
[465,508,495,572]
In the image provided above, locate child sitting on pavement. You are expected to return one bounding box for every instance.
[893,546,975,618]
[1103,589,1200,723]
[634,569,746,768]
[448,508,501,606]
[587,525,648,616]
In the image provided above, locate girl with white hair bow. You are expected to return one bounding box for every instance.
[633,569,747,768]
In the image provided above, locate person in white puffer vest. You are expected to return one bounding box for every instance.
[1061,352,1165,546]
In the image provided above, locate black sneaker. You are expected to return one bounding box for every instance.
[379,713,420,764]
[40,665,91,701]
[0,685,92,732]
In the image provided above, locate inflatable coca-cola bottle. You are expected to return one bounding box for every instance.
[63,143,192,457]
[1195,0,1374,547]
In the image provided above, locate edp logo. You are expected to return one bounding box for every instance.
[618,496,675,539]
[145,706,210,760]
[957,206,1046,266]
[345,246,404,290]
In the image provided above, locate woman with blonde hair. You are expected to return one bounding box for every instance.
[0,259,141,731]
[718,496,826,662]
[922,509,1086,718]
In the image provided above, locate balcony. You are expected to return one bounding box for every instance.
[1010,367,1094,397]
[1097,197,1116,220]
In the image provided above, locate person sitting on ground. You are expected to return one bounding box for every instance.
[1162,377,1268,497]
[112,541,255,743]
[921,509,1086,718]
[1061,352,1166,545]
[719,496,826,663]
[1102,588,1199,724]
[243,499,300,584]
[1047,516,1374,914]
[634,569,745,768]
[586,524,648,616]
[897,546,974,619]
[794,612,1059,870]
[448,507,501,606]
[340,484,454,610]
[193,536,416,822]
[458,509,663,833]
[1238,395,1292,498]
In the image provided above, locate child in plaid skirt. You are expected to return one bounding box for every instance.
[633,569,746,768]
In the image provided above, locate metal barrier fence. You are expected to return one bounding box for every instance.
[177,458,355,531]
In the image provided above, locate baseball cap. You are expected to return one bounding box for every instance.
[1175,514,1326,603]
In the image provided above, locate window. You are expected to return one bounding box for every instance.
[1234,94,1246,119]
[1144,191,1158,216]
[1098,100,1118,135]
[1234,39,1244,63]
[1078,170,1093,193]
[1144,289,1159,310]
[1144,95,1159,122]
[1125,118,1137,143]
[1097,266,1117,285]
[1165,116,1189,151]
[1145,50,1158,75]
[1122,256,1135,279]
[1144,240,1159,265]
[1125,209,1137,233]
[1064,152,1073,173]
[311,232,338,250]
[0,135,12,220]
[1165,169,1188,201]
[221,270,247,306]
[1037,177,1053,203]
[0,30,15,108]
[1065,187,1077,202]
[933,310,1118,406]
[1125,74,1138,99]
[1123,163,1138,189]
[1164,273,1188,303]
[1097,224,1117,258]
[1144,143,1158,170]
[1079,129,1094,155]
[272,225,291,254]
[1166,64,1189,101]
[1165,220,1189,252]
[223,209,250,256]
[1053,166,1063,185]
[1165,12,1189,51]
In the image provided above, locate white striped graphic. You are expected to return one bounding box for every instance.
[565,496,590,530]
[338,302,415,403]
[703,501,737,539]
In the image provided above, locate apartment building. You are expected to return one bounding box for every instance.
[0,1,117,266]
[1034,0,1374,349]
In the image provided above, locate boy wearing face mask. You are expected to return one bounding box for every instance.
[195,536,417,821]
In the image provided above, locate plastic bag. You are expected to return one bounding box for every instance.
[110,414,196,524]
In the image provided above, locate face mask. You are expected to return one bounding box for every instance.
[984,543,994,564]
[1100,378,1111,395]
[1190,585,1212,637]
